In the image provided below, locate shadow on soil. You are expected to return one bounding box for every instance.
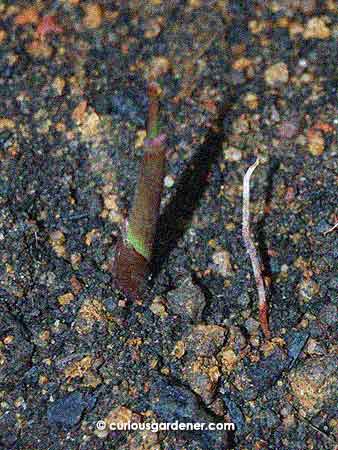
[151,86,244,278]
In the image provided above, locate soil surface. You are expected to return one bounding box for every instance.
[0,1,337,449]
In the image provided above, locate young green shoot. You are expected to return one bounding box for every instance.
[113,82,166,301]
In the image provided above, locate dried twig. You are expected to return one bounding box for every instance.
[323,222,338,235]
[242,158,271,339]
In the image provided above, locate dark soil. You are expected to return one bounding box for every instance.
[0,1,337,449]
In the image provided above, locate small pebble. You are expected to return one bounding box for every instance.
[243,92,259,110]
[249,335,261,347]
[245,318,260,334]
[0,118,15,130]
[307,129,325,156]
[264,62,289,86]
[172,340,186,359]
[223,145,242,162]
[49,230,67,258]
[0,29,7,44]
[148,376,216,428]
[103,193,118,210]
[211,250,233,277]
[298,278,320,303]
[219,348,238,373]
[149,296,168,318]
[166,276,206,322]
[58,292,74,306]
[83,3,103,29]
[52,76,66,96]
[305,338,325,355]
[79,112,100,139]
[47,392,87,428]
[144,17,164,39]
[147,56,170,80]
[232,57,252,71]
[164,175,175,188]
[84,229,99,246]
[135,130,146,149]
[304,17,331,40]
